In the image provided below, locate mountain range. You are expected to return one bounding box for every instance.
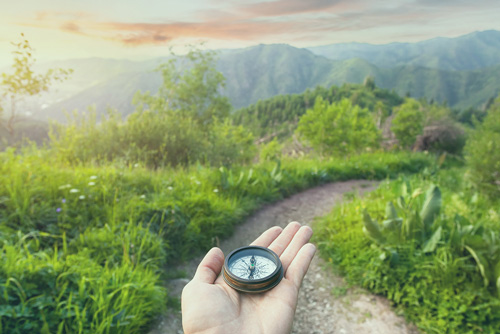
[15,30,500,122]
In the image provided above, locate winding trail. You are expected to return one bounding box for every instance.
[150,180,419,334]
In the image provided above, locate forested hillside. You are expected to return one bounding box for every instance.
[231,81,403,139]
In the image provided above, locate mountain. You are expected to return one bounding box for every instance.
[307,30,500,71]
[22,30,500,122]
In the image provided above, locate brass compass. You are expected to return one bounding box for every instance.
[222,246,284,293]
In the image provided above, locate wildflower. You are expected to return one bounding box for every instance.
[140,195,146,199]
[58,184,71,190]
[134,163,139,168]
[90,175,98,180]
[167,186,173,191]
[79,195,85,200]
[62,198,66,204]
[56,208,62,213]
[213,189,219,193]
[88,182,95,186]
[195,180,201,185]
[130,244,134,248]
[70,189,79,193]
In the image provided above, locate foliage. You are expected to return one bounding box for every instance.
[315,171,500,333]
[0,147,432,332]
[232,83,403,139]
[391,98,425,149]
[0,34,71,137]
[50,46,255,168]
[465,95,500,198]
[259,138,283,162]
[296,97,381,155]
[133,47,230,125]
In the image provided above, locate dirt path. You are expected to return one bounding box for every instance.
[149,180,419,334]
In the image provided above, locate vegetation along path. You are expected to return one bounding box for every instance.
[150,180,419,334]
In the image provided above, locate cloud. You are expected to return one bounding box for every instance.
[60,22,82,33]
[239,0,340,16]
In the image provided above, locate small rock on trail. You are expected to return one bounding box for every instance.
[149,180,419,334]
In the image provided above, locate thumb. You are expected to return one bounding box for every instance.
[193,247,225,284]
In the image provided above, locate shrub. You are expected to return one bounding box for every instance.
[315,175,500,333]
[465,95,500,197]
[391,98,424,149]
[296,97,381,155]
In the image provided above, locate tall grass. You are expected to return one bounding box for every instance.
[0,148,433,333]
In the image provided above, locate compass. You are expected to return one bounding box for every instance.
[222,246,284,293]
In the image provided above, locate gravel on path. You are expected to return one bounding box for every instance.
[149,180,419,334]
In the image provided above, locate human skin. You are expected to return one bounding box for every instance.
[182,222,316,334]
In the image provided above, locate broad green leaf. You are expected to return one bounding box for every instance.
[465,245,490,287]
[362,209,386,244]
[423,226,442,253]
[385,201,398,220]
[420,185,441,229]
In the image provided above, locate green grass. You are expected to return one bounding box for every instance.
[0,148,433,333]
[314,168,500,333]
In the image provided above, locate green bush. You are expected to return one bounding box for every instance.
[296,97,381,155]
[315,173,500,333]
[391,98,424,149]
[465,95,500,197]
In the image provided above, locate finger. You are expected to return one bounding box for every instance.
[250,226,283,247]
[193,247,225,284]
[279,225,313,272]
[268,222,301,257]
[285,243,316,289]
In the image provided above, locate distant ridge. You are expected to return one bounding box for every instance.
[307,30,500,71]
[20,30,500,122]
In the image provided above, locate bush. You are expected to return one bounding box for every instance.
[391,98,424,149]
[296,97,381,155]
[315,174,500,333]
[465,95,500,197]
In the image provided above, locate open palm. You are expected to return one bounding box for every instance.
[182,222,316,334]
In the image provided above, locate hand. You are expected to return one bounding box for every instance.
[181,222,316,334]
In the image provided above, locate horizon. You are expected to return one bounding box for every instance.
[1,0,499,67]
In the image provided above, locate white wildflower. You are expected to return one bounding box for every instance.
[213,189,219,193]
[167,186,173,191]
[134,163,139,168]
[90,176,98,180]
[88,182,96,186]
[140,195,146,199]
[58,184,71,190]
[79,195,85,200]
[70,189,79,193]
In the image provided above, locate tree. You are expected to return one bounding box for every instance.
[296,97,380,155]
[133,46,231,126]
[391,98,424,149]
[0,34,72,137]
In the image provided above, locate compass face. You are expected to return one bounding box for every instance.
[229,255,277,280]
[223,246,284,293]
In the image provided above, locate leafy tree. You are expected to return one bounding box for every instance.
[296,97,380,155]
[51,46,254,168]
[133,47,231,125]
[391,98,424,149]
[465,95,500,197]
[0,34,71,137]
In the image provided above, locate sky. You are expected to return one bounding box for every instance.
[1,0,499,67]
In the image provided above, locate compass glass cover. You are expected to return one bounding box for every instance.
[226,247,279,281]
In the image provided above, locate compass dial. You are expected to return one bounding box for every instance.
[229,255,277,280]
[223,246,283,293]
